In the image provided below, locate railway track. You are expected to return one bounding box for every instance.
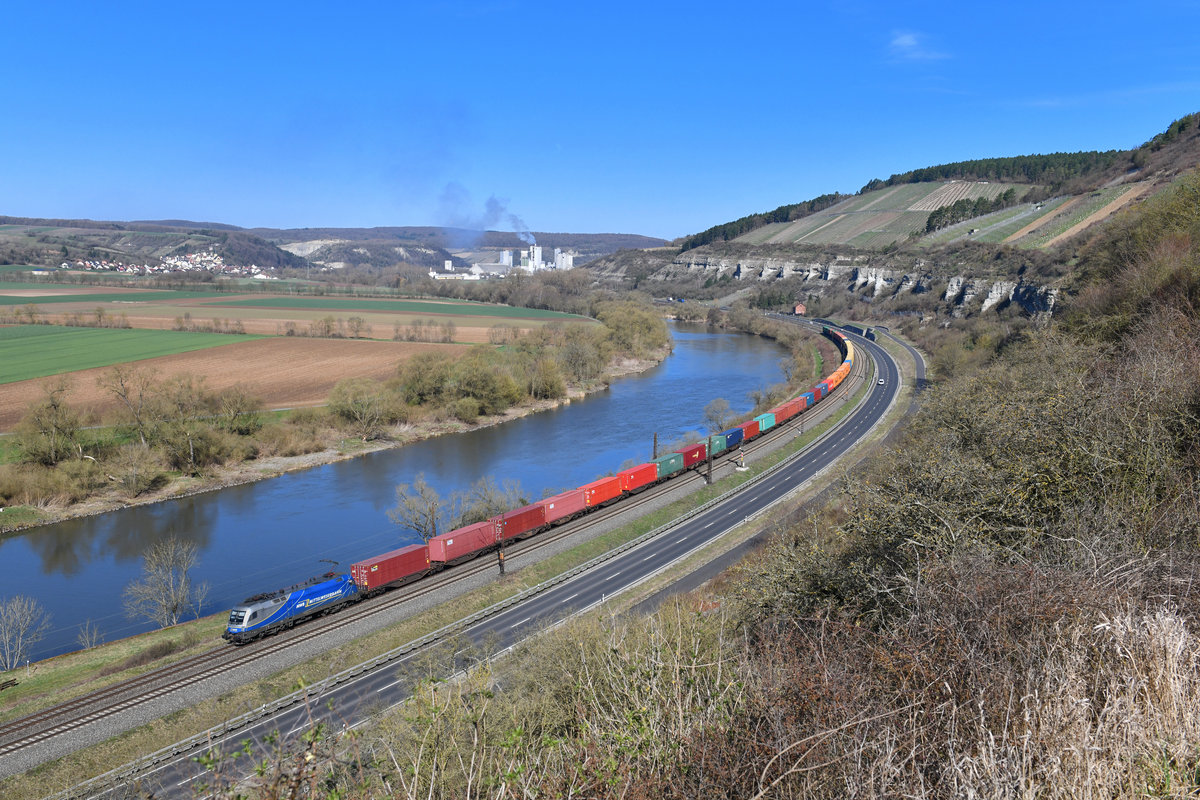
[0,352,866,762]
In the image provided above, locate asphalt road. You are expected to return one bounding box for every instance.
[74,328,905,800]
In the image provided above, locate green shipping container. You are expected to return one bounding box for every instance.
[652,452,684,479]
[754,412,776,432]
[707,434,727,457]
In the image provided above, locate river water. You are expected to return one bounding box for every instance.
[0,324,786,662]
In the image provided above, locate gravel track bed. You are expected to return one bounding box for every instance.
[3,359,858,781]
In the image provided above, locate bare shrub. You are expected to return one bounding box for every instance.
[0,595,51,671]
[123,536,210,628]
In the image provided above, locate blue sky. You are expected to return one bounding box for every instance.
[3,1,1199,240]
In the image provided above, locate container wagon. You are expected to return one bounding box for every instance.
[652,452,685,479]
[500,503,546,541]
[429,519,498,565]
[582,476,622,507]
[754,412,776,433]
[350,544,431,595]
[618,462,658,493]
[675,442,707,469]
[721,427,744,449]
[539,488,587,524]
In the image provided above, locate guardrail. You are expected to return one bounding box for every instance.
[47,345,882,800]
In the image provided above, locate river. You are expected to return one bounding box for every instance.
[0,323,786,662]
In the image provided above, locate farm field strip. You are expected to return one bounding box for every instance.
[0,287,225,304]
[971,203,1063,243]
[1019,186,1133,247]
[0,326,263,384]
[1002,197,1080,243]
[853,183,942,212]
[0,337,463,431]
[853,186,901,212]
[791,214,849,243]
[848,212,929,248]
[213,296,587,319]
[738,222,790,245]
[1041,183,1152,248]
[802,212,888,244]
[764,215,835,243]
[35,303,565,342]
[922,205,1034,245]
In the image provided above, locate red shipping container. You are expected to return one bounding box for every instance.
[351,544,430,591]
[675,442,707,468]
[500,503,546,541]
[581,476,622,507]
[538,488,587,524]
[428,520,497,564]
[771,403,796,424]
[738,420,760,441]
[618,462,658,493]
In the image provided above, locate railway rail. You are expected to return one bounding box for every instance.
[0,360,865,762]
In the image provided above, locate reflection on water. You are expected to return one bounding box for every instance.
[0,324,786,660]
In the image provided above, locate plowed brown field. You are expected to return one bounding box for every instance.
[0,338,466,431]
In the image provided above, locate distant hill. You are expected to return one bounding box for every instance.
[0,216,308,269]
[0,216,667,273]
[249,226,668,269]
[677,112,1200,253]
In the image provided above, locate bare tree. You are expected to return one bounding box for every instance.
[77,619,103,650]
[456,476,526,527]
[0,595,51,671]
[97,365,159,446]
[328,378,387,441]
[16,378,83,465]
[389,473,449,542]
[703,397,734,433]
[123,537,210,628]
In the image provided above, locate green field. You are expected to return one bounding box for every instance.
[0,287,226,306]
[0,326,263,384]
[215,296,589,319]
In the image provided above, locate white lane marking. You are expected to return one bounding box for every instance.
[562,593,578,604]
[605,571,620,580]
[642,553,656,562]
[375,680,400,694]
[510,617,531,629]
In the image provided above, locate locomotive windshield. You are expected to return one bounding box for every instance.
[228,610,246,626]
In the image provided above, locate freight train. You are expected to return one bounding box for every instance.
[223,328,855,643]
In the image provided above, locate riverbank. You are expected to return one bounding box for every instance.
[0,351,669,538]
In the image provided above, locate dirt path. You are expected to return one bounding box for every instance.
[1042,183,1151,248]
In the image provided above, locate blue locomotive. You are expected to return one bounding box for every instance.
[223,572,358,643]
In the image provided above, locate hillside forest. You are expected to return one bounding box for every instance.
[187,174,1200,795]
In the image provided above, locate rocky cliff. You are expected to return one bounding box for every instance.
[588,245,1058,318]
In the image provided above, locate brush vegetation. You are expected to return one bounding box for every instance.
[184,171,1200,798]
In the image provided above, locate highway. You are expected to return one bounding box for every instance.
[58,327,909,800]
